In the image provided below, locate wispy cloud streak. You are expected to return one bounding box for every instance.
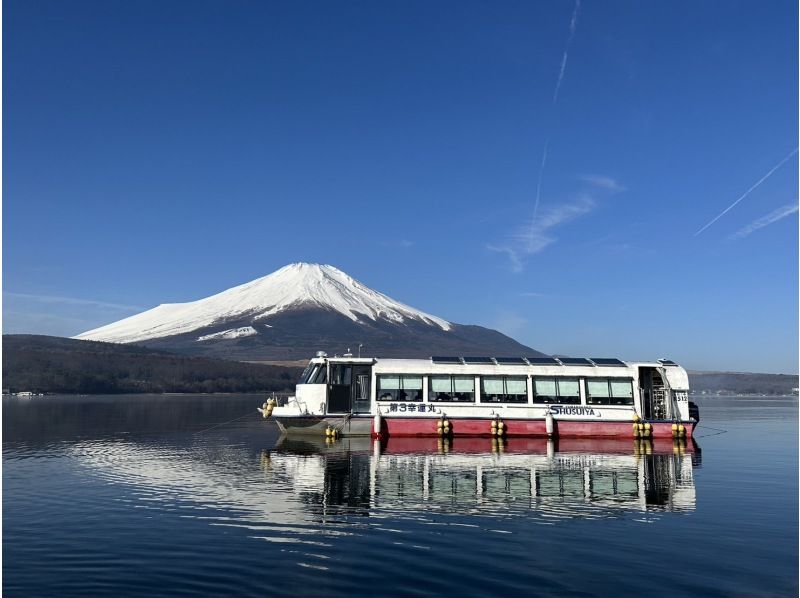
[527,138,550,252]
[3,292,143,312]
[694,148,798,236]
[489,196,595,272]
[729,203,798,240]
[580,174,626,192]
[552,0,581,104]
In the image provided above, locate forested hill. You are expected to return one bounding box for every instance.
[688,370,798,396]
[3,335,303,394]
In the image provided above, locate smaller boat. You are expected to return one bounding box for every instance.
[260,353,698,439]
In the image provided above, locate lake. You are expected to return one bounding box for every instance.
[3,394,797,596]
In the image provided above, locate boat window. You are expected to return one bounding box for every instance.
[586,378,634,405]
[429,375,475,402]
[309,365,327,384]
[300,363,324,384]
[532,377,580,404]
[330,365,352,386]
[299,363,315,384]
[377,375,423,402]
[480,376,528,403]
[557,378,580,404]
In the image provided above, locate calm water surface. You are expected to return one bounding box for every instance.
[4,394,797,596]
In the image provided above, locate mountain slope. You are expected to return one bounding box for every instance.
[75,263,544,360]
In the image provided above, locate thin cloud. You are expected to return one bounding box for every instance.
[580,175,626,192]
[553,0,581,104]
[528,138,550,252]
[519,291,546,298]
[729,203,798,240]
[490,196,595,272]
[695,148,798,236]
[486,244,524,273]
[3,292,143,312]
[381,239,414,249]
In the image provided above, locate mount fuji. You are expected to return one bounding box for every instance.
[75,263,544,360]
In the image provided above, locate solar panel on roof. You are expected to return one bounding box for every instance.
[557,357,594,366]
[590,358,626,366]
[494,357,527,365]
[526,357,561,365]
[431,356,462,364]
[462,356,494,364]
[658,359,678,366]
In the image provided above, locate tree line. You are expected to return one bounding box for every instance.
[3,335,303,394]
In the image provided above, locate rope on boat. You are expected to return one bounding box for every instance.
[194,410,258,435]
[692,424,728,439]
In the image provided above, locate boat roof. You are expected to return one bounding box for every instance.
[313,355,683,369]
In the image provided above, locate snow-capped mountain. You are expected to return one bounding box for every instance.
[75,263,542,360]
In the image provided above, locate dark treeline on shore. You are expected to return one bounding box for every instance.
[3,335,303,394]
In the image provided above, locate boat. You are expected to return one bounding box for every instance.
[259,353,699,439]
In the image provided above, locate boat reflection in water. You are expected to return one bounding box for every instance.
[262,436,700,520]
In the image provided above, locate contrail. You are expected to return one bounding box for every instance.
[553,0,581,104]
[527,138,550,251]
[694,147,798,236]
[527,1,581,251]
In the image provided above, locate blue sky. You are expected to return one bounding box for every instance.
[4,0,798,374]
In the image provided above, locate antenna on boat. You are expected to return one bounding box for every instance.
[358,343,363,358]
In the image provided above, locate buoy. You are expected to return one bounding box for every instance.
[632,423,640,437]
[325,427,332,437]
[545,410,555,437]
[373,413,382,438]
[633,413,641,422]
[490,420,498,429]
[678,424,686,436]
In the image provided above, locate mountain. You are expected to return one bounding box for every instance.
[75,263,544,360]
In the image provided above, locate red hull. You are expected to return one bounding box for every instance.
[377,418,695,440]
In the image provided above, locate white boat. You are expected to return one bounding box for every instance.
[260,353,699,440]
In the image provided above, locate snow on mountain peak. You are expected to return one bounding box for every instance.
[75,263,452,344]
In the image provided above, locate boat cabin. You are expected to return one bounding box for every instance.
[293,354,692,422]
